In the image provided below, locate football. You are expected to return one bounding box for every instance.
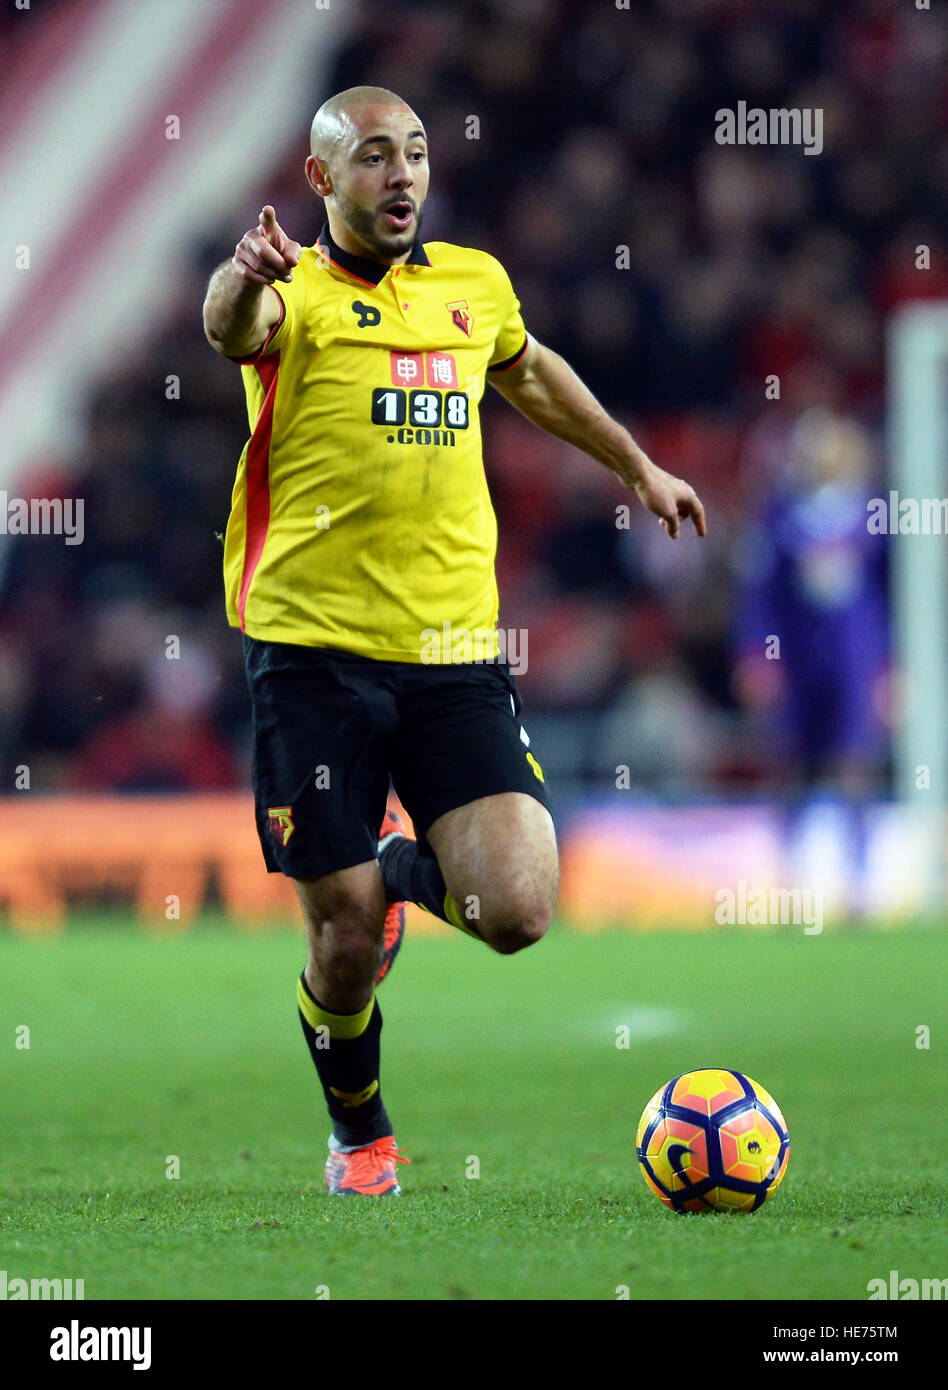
[636,1068,789,1213]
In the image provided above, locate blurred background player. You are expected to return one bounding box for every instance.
[732,407,888,916]
[733,407,888,795]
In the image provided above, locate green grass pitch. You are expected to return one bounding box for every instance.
[1,917,946,1300]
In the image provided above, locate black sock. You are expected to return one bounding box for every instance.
[297,972,392,1147]
[379,835,484,940]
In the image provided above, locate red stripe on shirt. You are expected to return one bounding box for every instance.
[237,353,280,631]
[226,293,287,364]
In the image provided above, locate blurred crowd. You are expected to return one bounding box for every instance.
[3,0,946,799]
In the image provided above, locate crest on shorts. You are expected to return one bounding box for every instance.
[446,299,473,337]
[268,806,295,846]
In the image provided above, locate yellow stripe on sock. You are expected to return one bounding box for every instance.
[443,891,484,941]
[329,1081,379,1108]
[297,978,374,1039]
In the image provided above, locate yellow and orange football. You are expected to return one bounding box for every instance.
[636,1068,789,1213]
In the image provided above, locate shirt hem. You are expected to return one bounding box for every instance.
[229,617,500,665]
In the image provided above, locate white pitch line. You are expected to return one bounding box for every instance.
[585,1006,687,1041]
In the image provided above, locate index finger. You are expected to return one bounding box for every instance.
[259,205,278,238]
[248,231,292,273]
[689,494,707,537]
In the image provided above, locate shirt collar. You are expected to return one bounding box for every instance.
[316,221,431,286]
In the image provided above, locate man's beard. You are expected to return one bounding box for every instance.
[335,189,424,259]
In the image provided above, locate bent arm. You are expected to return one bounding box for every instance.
[203,263,282,359]
[203,205,300,359]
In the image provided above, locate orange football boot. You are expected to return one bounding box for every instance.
[376,808,407,985]
[325,1135,410,1196]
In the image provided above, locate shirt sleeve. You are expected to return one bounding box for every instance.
[486,261,528,372]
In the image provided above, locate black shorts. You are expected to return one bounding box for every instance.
[243,636,552,879]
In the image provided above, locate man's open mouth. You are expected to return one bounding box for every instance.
[382,201,413,231]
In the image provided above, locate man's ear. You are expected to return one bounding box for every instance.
[305,155,332,197]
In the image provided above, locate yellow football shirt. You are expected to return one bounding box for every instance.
[223,223,528,662]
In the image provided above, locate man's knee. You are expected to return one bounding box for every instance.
[320,908,383,968]
[479,892,555,955]
[296,872,385,972]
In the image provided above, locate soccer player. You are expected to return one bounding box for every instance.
[203,86,705,1196]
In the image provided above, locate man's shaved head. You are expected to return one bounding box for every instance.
[310,86,420,161]
[304,86,429,265]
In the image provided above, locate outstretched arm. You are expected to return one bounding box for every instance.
[489,337,706,539]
